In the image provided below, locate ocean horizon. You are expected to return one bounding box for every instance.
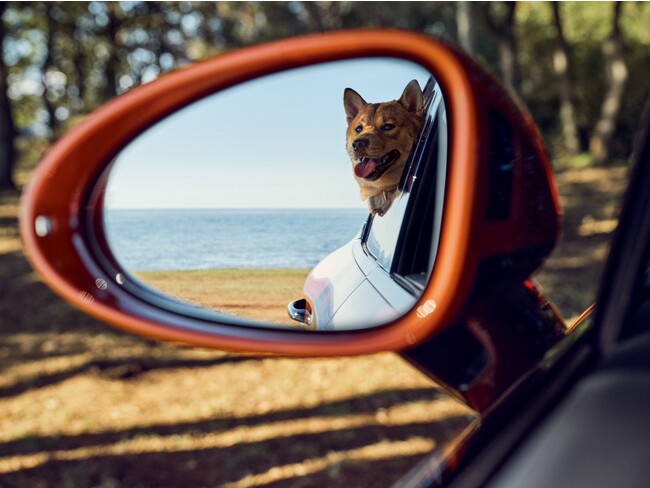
[104,208,368,272]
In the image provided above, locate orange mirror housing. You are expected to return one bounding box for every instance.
[20,30,560,356]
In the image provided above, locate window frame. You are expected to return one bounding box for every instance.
[361,78,448,296]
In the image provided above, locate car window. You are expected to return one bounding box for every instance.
[364,79,447,291]
[365,192,410,270]
[394,98,448,286]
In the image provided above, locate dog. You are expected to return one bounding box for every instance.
[344,80,425,216]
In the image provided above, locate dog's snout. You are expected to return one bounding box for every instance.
[352,138,368,151]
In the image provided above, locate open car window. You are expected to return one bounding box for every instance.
[363,77,448,293]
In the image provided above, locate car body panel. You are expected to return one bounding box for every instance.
[301,239,366,330]
[325,280,395,330]
[366,267,418,313]
[302,237,417,330]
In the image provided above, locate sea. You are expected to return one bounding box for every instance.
[104,208,368,272]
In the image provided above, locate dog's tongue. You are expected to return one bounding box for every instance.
[354,159,378,178]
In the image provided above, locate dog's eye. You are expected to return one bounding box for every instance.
[355,125,363,133]
[382,123,396,131]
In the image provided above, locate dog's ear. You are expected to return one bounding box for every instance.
[399,80,424,115]
[344,88,367,122]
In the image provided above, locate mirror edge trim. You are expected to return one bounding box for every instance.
[20,29,481,356]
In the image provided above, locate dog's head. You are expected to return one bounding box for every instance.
[344,80,424,195]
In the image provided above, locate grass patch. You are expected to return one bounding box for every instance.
[136,268,311,325]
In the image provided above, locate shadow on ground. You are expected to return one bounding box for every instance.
[0,163,630,487]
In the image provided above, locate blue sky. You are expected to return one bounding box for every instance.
[104,57,431,209]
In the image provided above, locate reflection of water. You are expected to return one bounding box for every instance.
[104,208,367,271]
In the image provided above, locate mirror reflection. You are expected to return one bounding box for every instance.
[102,58,446,330]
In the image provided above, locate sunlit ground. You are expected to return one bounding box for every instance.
[135,268,311,325]
[0,188,474,487]
[0,329,474,486]
[0,163,627,486]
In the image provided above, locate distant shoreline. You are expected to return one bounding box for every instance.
[104,207,366,272]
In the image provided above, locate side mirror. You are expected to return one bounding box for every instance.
[20,30,560,358]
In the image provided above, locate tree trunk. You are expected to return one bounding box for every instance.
[456,1,477,55]
[483,2,520,93]
[589,2,628,165]
[551,2,581,157]
[103,3,120,101]
[0,3,16,191]
[71,21,87,112]
[499,2,519,92]
[301,2,326,32]
[299,2,343,32]
[42,5,59,142]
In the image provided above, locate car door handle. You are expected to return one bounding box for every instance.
[288,298,313,326]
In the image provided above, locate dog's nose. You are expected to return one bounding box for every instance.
[352,138,368,151]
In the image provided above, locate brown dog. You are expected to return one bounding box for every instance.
[344,80,425,216]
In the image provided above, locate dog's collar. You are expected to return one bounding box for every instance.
[368,187,398,216]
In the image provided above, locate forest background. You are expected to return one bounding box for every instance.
[0,1,649,189]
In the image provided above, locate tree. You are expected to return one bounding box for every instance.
[41,3,59,142]
[103,2,121,101]
[589,1,628,165]
[550,2,581,157]
[300,1,343,32]
[0,0,644,186]
[456,1,477,55]
[0,3,17,191]
[483,2,520,93]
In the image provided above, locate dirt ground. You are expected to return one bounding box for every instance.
[534,165,629,319]
[135,268,311,325]
[0,162,628,487]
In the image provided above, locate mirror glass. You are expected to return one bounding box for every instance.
[102,58,446,331]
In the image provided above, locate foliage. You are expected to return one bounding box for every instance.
[1,1,649,178]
